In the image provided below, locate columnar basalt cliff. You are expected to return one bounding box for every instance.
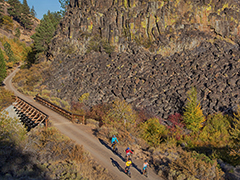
[44,0,240,118]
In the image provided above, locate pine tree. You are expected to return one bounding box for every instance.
[4,42,14,62]
[47,11,62,29]
[31,13,54,52]
[0,0,4,22]
[183,87,205,132]
[0,49,7,84]
[59,0,70,16]
[30,6,36,17]
[31,11,61,54]
[7,0,22,22]
[8,0,32,29]
[21,0,33,29]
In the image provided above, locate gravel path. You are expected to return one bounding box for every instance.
[3,67,163,180]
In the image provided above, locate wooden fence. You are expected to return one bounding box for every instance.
[35,94,85,124]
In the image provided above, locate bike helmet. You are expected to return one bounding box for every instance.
[144,159,148,162]
[113,135,116,137]
[126,147,130,150]
[128,158,131,161]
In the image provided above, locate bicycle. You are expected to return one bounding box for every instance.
[126,153,131,161]
[125,166,131,178]
[142,167,148,177]
[112,142,118,154]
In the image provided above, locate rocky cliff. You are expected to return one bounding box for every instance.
[44,0,240,118]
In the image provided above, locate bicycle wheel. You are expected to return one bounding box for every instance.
[128,170,131,178]
[115,147,118,154]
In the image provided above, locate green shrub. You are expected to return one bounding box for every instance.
[87,35,115,55]
[15,28,21,38]
[0,88,14,111]
[198,113,231,147]
[2,15,13,30]
[0,49,6,83]
[141,117,168,147]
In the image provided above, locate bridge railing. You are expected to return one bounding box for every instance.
[35,94,85,124]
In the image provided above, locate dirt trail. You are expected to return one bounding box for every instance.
[4,67,163,180]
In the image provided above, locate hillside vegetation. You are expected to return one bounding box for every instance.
[5,0,240,179]
[0,0,39,83]
[0,114,112,179]
[0,88,111,180]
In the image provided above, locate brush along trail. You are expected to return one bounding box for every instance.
[4,67,163,180]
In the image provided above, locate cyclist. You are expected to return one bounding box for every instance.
[111,135,119,150]
[125,147,133,161]
[142,159,149,176]
[125,158,132,176]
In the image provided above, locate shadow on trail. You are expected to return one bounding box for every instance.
[132,161,143,175]
[98,138,112,151]
[98,138,126,162]
[110,157,125,173]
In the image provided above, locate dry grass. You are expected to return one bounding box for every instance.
[0,88,14,111]
[25,126,113,180]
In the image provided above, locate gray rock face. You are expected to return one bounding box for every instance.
[44,39,240,118]
[44,0,240,118]
[48,0,240,58]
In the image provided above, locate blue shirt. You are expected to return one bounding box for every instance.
[111,137,119,144]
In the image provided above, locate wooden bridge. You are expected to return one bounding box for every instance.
[12,95,85,131]
[13,96,49,130]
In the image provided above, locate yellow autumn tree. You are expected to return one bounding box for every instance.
[104,98,137,130]
[183,87,205,132]
[229,105,240,144]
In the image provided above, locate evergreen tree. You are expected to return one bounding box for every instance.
[183,87,205,132]
[30,6,36,17]
[0,49,7,84]
[4,42,14,62]
[22,0,30,14]
[31,11,58,53]
[7,0,22,22]
[15,27,21,38]
[21,0,33,29]
[59,0,70,16]
[8,0,32,29]
[47,11,62,29]
[0,0,4,22]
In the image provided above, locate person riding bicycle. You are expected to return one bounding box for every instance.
[111,135,119,150]
[125,147,133,161]
[125,158,132,174]
[142,159,149,175]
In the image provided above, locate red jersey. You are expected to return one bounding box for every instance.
[126,149,133,155]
